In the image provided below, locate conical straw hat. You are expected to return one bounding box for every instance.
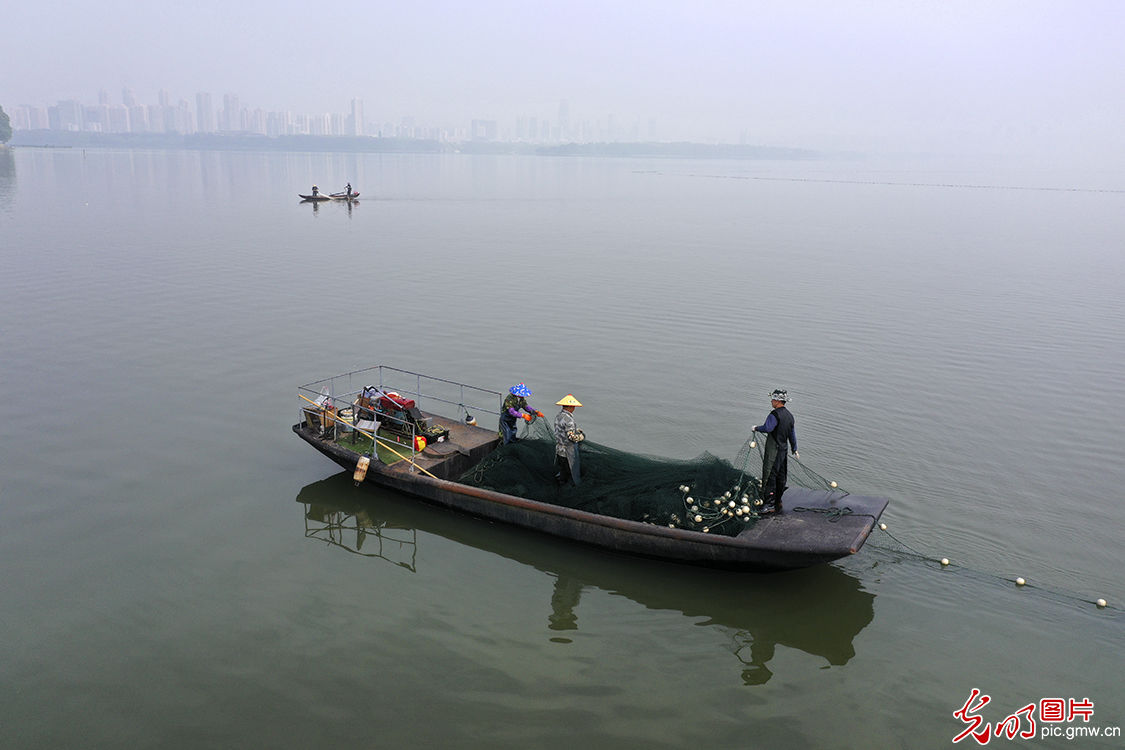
[555,394,582,407]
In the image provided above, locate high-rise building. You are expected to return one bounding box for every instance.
[349,98,364,136]
[147,104,166,133]
[399,116,417,139]
[128,104,148,132]
[29,106,48,129]
[196,92,214,133]
[122,87,136,107]
[177,99,195,133]
[221,93,240,132]
[470,119,498,141]
[108,106,129,133]
[10,106,31,130]
[53,100,83,131]
[266,110,291,137]
[248,108,266,135]
[558,100,570,141]
[84,104,109,132]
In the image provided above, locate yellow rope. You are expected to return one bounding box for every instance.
[297,393,439,480]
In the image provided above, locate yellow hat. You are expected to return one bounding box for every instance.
[556,394,582,407]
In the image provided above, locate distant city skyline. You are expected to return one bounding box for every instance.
[4,2,1124,162]
[7,87,675,145]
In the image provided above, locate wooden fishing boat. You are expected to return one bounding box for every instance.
[298,193,331,201]
[329,191,360,200]
[293,366,889,571]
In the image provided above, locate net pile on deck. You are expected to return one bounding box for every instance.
[459,420,765,537]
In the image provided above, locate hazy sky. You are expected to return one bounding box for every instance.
[4,0,1123,158]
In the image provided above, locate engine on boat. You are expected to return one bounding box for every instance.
[356,386,449,445]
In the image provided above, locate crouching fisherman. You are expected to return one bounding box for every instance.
[499,383,543,444]
[554,394,585,486]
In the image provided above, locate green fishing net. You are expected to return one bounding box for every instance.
[459,419,767,536]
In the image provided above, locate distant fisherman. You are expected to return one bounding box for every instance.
[753,389,798,513]
[554,394,585,486]
[499,383,543,444]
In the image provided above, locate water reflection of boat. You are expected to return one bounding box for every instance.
[294,366,889,572]
[295,475,876,685]
[301,487,417,570]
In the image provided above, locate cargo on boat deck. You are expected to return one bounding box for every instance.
[356,385,450,447]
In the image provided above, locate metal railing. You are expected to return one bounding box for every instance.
[299,365,500,423]
[297,366,502,473]
[302,503,418,570]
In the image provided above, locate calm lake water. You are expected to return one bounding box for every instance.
[1,146,1122,748]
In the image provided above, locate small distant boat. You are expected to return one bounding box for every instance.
[299,192,359,202]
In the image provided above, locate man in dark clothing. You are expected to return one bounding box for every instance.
[753,389,799,513]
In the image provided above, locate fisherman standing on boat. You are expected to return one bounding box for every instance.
[554,394,585,486]
[499,384,543,444]
[753,389,799,513]
[345,182,352,198]
[311,185,319,197]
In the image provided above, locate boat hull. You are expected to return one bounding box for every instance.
[293,422,888,571]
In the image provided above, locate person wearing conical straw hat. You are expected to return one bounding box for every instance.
[553,394,585,486]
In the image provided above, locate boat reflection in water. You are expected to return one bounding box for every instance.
[302,491,418,571]
[299,195,357,216]
[296,474,876,686]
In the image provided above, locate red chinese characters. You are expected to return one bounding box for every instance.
[953,689,993,745]
[954,692,1096,745]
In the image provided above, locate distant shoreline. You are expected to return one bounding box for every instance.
[8,130,823,160]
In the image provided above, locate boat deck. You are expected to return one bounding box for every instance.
[731,487,887,554]
[395,413,500,480]
[318,411,501,481]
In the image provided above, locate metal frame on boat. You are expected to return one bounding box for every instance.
[293,366,889,571]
